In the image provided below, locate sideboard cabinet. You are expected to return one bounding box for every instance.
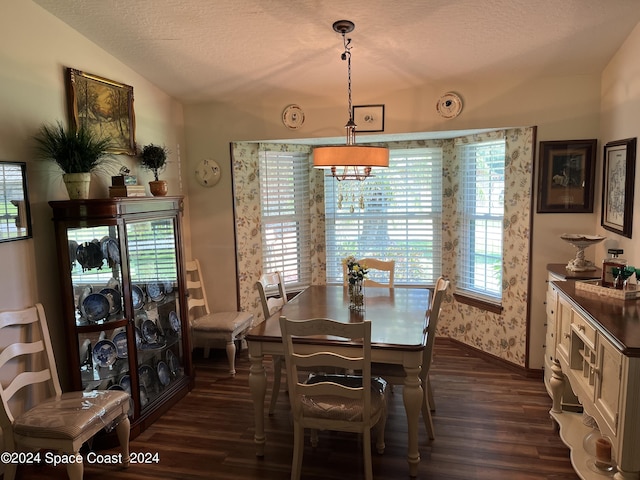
[50,197,193,438]
[545,278,640,480]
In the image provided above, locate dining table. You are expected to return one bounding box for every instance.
[246,284,431,477]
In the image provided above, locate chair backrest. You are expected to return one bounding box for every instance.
[256,271,287,320]
[185,259,211,317]
[421,277,449,382]
[0,304,61,428]
[343,258,395,288]
[279,316,372,426]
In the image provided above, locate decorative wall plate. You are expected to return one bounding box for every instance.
[82,293,110,322]
[119,374,132,394]
[146,282,164,302]
[141,319,161,344]
[157,361,171,386]
[169,311,180,332]
[282,104,305,129]
[166,349,181,376]
[436,92,463,119]
[92,339,117,368]
[195,158,221,187]
[99,288,121,314]
[131,285,145,310]
[112,330,128,358]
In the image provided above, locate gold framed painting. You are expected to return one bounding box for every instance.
[66,67,136,155]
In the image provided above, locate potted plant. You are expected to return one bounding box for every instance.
[34,121,114,199]
[139,143,169,196]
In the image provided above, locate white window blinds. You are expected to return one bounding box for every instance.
[457,139,505,302]
[324,148,443,285]
[259,150,311,290]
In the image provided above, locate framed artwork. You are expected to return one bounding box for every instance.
[352,104,385,133]
[536,139,597,213]
[601,137,636,238]
[66,67,136,155]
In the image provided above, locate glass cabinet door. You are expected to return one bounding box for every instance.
[126,217,185,412]
[68,225,130,396]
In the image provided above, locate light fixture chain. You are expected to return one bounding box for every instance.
[341,33,353,121]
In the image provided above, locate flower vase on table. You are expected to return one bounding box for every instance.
[343,255,368,311]
[348,279,365,311]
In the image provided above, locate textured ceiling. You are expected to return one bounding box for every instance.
[33,0,640,104]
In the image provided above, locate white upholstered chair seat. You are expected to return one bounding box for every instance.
[13,390,129,440]
[300,374,387,422]
[190,311,253,338]
[186,259,254,375]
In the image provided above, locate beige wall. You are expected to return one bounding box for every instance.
[0,0,189,392]
[3,0,640,385]
[185,74,603,369]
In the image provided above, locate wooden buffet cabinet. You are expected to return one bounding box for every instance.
[50,197,193,440]
[545,265,640,480]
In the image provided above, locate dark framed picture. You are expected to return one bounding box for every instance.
[66,67,136,155]
[352,104,385,133]
[536,139,597,213]
[601,137,636,238]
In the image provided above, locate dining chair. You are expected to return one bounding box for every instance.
[185,259,253,375]
[0,303,130,480]
[279,316,388,480]
[371,276,449,440]
[343,258,395,288]
[255,271,287,415]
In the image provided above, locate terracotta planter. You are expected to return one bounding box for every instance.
[149,180,168,196]
[63,172,91,200]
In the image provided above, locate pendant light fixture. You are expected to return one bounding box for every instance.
[313,20,389,181]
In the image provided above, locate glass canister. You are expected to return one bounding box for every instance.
[602,249,626,288]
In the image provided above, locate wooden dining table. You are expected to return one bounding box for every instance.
[246,285,431,477]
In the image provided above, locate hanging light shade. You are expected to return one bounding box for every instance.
[313,20,389,181]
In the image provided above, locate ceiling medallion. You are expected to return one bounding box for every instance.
[436,92,463,119]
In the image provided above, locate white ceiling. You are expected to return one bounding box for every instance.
[33,0,640,105]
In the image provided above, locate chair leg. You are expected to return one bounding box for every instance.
[291,423,304,480]
[421,389,435,440]
[310,429,319,447]
[269,355,282,415]
[3,438,17,480]
[363,429,373,480]
[225,340,237,375]
[376,407,387,454]
[427,375,436,412]
[65,452,83,480]
[116,416,131,467]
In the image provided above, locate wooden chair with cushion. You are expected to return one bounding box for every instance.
[371,276,449,440]
[343,258,395,288]
[0,303,130,480]
[280,316,388,480]
[255,271,287,414]
[186,259,253,375]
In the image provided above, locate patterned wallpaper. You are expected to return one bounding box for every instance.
[232,127,535,367]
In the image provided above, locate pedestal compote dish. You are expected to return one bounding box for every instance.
[560,233,606,271]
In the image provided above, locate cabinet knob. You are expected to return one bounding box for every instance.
[578,325,585,332]
[564,333,571,339]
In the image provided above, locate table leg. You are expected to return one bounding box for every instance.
[403,365,422,477]
[249,351,267,457]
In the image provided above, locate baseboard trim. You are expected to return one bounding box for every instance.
[438,337,543,379]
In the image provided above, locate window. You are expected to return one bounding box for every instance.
[457,139,505,303]
[259,150,311,290]
[324,148,443,285]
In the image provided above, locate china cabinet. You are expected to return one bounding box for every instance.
[545,271,640,480]
[50,197,193,439]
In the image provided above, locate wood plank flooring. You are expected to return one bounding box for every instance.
[16,339,579,479]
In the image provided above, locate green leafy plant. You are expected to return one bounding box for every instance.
[34,121,114,174]
[139,143,169,181]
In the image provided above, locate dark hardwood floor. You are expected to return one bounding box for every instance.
[17,339,579,479]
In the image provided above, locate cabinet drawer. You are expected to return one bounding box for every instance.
[571,311,596,348]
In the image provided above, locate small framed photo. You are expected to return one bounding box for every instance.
[601,137,636,238]
[352,104,385,133]
[536,139,597,213]
[66,67,136,155]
